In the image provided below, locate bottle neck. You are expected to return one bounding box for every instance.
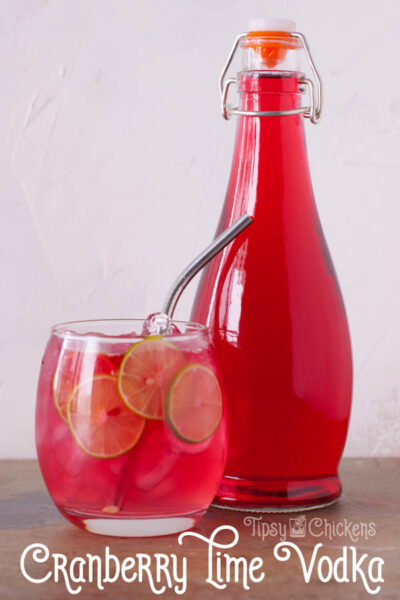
[223,70,312,222]
[239,70,302,112]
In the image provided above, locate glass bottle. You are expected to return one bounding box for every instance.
[191,19,352,510]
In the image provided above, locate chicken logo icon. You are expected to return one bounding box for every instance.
[289,515,306,538]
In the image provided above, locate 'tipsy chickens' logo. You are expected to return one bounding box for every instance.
[289,516,306,537]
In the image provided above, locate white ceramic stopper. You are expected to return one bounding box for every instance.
[248,18,296,33]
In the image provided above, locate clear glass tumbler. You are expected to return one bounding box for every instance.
[36,319,227,537]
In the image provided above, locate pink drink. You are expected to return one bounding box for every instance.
[36,320,227,537]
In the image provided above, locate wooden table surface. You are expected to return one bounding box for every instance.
[0,458,399,599]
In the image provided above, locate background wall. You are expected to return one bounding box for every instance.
[1,0,399,458]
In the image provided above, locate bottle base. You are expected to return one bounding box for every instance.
[213,473,342,512]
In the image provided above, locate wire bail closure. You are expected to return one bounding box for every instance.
[219,32,322,124]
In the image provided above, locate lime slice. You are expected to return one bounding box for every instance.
[53,351,118,423]
[117,337,186,420]
[166,364,223,443]
[67,375,145,458]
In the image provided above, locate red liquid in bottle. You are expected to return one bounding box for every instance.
[191,71,352,509]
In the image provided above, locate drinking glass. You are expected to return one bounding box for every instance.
[36,319,227,537]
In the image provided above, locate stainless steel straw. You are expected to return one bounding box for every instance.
[114,214,253,509]
[161,214,253,319]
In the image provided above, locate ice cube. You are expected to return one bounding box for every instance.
[131,421,180,491]
[142,312,172,336]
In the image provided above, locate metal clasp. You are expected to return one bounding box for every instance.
[219,31,322,124]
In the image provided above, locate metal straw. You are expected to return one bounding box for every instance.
[161,214,253,319]
[113,214,252,510]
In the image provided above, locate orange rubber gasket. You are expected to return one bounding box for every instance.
[245,31,300,68]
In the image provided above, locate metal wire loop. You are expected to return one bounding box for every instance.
[219,31,322,123]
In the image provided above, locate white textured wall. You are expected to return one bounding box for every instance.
[1,0,399,458]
